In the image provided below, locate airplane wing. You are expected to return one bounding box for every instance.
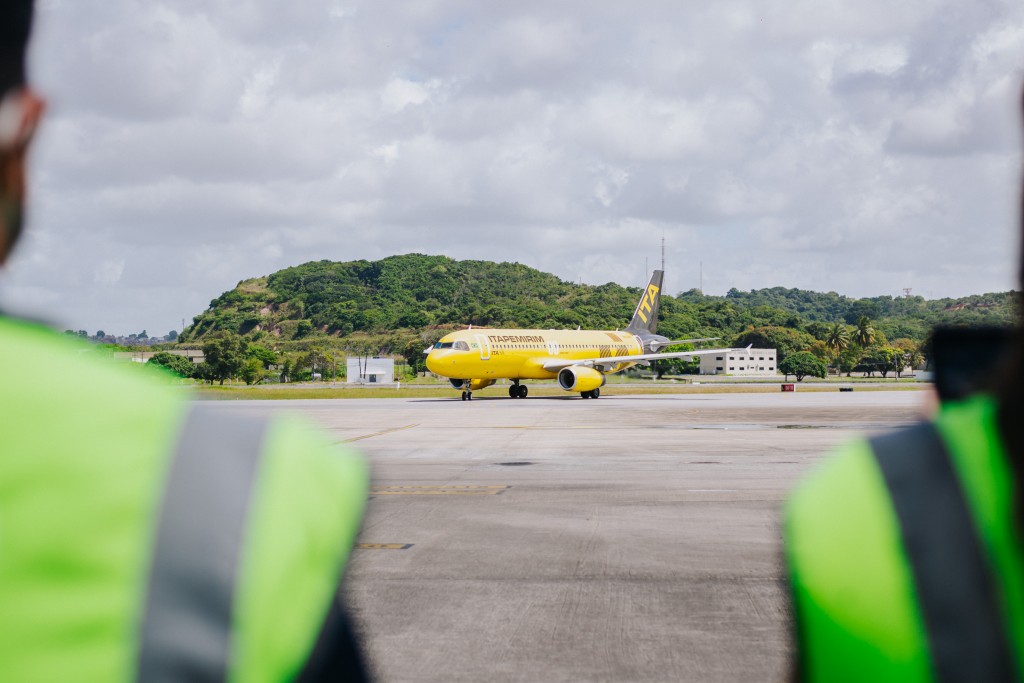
[541,345,742,373]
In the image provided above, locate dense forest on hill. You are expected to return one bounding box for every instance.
[174,253,1017,382]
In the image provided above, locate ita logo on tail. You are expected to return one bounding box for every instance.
[626,270,664,334]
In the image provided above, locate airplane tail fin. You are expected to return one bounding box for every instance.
[625,270,663,335]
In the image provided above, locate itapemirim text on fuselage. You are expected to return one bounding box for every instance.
[424,270,733,400]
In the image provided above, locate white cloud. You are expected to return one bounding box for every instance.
[2,0,1021,334]
[93,259,125,285]
[380,78,433,113]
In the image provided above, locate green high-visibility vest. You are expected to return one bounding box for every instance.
[785,394,1024,682]
[0,317,368,682]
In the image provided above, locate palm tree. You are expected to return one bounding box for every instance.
[854,316,875,348]
[825,322,850,375]
[825,322,850,354]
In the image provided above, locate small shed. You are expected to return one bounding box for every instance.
[347,357,394,384]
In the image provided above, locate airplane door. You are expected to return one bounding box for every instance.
[547,340,559,355]
[475,334,491,360]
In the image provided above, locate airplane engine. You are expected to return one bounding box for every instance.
[450,378,495,391]
[557,366,605,392]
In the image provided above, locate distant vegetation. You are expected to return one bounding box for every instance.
[171,253,1017,382]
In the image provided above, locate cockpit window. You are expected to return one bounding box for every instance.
[453,341,470,351]
[434,341,454,349]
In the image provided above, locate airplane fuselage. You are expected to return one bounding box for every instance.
[424,270,729,400]
[426,328,644,380]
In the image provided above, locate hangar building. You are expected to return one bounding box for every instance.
[698,348,777,376]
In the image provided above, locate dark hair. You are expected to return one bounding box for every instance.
[0,0,33,95]
[996,89,1024,511]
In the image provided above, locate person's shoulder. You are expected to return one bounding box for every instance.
[784,434,899,573]
[0,316,183,413]
[786,437,877,521]
[261,413,368,492]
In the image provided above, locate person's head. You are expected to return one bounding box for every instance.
[0,0,43,265]
[996,86,1024,506]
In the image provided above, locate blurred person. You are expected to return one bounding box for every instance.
[0,2,371,680]
[784,92,1024,681]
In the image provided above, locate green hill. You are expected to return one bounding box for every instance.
[178,253,1018,373]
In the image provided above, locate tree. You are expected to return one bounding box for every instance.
[279,357,294,383]
[192,362,216,384]
[403,337,429,376]
[856,347,895,377]
[95,330,106,339]
[202,334,247,385]
[246,344,278,369]
[886,348,908,379]
[854,317,875,348]
[167,330,178,341]
[148,352,196,378]
[731,326,816,365]
[825,322,851,354]
[807,340,831,363]
[837,347,861,377]
[650,345,699,379]
[804,321,833,342]
[890,338,924,376]
[823,322,851,374]
[239,358,267,385]
[779,352,827,381]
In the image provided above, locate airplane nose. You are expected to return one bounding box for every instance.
[425,352,439,374]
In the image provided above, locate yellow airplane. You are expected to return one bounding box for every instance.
[425,270,735,400]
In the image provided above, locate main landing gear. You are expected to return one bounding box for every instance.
[581,388,601,399]
[508,381,528,399]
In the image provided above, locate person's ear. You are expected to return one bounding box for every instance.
[0,88,44,265]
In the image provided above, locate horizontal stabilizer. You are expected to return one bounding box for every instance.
[649,337,720,351]
[542,346,732,373]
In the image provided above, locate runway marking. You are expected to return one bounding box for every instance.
[370,485,510,495]
[490,426,598,430]
[342,424,418,443]
[688,489,738,492]
[356,543,414,550]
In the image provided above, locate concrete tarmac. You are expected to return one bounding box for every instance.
[206,389,926,682]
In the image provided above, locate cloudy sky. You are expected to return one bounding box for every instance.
[2,0,1023,335]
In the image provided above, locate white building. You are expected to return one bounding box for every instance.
[347,357,394,384]
[698,348,777,376]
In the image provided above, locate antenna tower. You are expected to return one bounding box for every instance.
[903,288,913,298]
